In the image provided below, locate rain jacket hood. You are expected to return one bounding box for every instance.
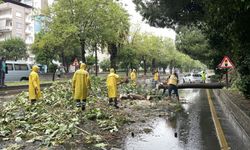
[80,63,86,70]
[110,68,115,73]
[32,65,39,72]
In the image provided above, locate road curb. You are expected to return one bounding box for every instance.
[0,83,53,96]
[213,89,250,148]
[206,90,229,149]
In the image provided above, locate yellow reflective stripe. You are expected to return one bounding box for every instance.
[206,89,230,150]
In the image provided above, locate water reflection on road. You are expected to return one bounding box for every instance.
[124,89,220,150]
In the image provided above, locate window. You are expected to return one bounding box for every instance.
[6,63,13,71]
[193,74,201,77]
[6,21,12,26]
[16,22,23,29]
[34,2,39,8]
[16,33,22,37]
[28,36,33,41]
[16,12,22,17]
[14,64,28,70]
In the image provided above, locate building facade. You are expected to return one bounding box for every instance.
[0,1,33,44]
[21,0,48,33]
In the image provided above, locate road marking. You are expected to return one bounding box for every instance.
[206,89,229,150]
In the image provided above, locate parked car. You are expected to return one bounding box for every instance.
[5,61,32,81]
[183,73,203,83]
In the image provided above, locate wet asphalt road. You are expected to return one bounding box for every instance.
[125,89,223,150]
[125,89,249,150]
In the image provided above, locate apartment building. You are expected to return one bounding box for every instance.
[0,0,33,44]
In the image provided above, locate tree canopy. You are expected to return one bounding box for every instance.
[133,0,204,29]
[0,38,27,60]
[32,0,129,71]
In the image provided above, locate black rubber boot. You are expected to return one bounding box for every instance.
[82,99,86,111]
[76,100,81,107]
[114,98,119,109]
[109,98,113,106]
[31,99,37,105]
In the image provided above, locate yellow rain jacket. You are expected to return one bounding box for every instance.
[168,74,178,86]
[130,70,137,82]
[107,69,120,98]
[154,72,159,81]
[29,65,41,100]
[201,72,206,81]
[72,63,90,100]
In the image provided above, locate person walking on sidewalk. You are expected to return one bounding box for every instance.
[107,68,120,108]
[72,63,91,111]
[29,65,41,105]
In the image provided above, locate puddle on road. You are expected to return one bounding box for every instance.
[124,118,185,150]
[124,89,201,150]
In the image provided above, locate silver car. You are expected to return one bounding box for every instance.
[183,73,203,83]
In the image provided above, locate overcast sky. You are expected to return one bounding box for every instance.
[120,0,176,41]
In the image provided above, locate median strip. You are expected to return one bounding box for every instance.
[206,89,229,150]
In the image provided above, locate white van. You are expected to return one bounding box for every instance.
[5,61,32,81]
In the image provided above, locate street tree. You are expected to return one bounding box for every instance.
[0,38,27,60]
[176,25,211,65]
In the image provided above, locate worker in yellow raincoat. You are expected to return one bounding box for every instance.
[72,63,91,111]
[201,71,206,83]
[167,72,179,102]
[106,68,120,108]
[153,69,159,88]
[29,65,41,105]
[130,69,137,86]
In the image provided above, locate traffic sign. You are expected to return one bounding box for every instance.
[218,56,235,69]
[72,58,79,66]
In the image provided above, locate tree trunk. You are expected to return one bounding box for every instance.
[152,58,156,73]
[163,67,166,74]
[61,52,66,67]
[108,43,118,70]
[169,60,173,74]
[143,57,147,75]
[80,38,86,63]
[126,66,129,76]
[95,44,98,76]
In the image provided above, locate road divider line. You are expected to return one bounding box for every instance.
[206,89,229,150]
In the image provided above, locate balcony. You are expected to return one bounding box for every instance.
[25,28,31,34]
[0,26,12,32]
[25,18,32,24]
[25,38,33,45]
[0,15,12,20]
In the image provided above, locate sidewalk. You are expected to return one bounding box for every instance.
[213,89,250,148]
[225,90,250,117]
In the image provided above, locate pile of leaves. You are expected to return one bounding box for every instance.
[0,77,131,149]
